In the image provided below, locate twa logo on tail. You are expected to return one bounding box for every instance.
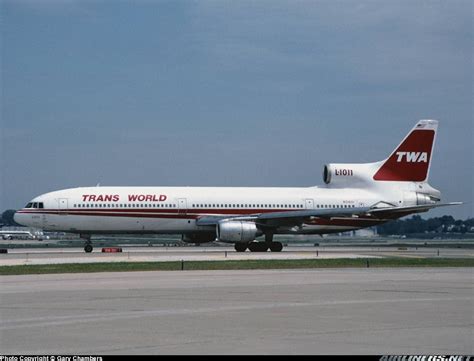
[373,120,438,182]
[395,152,428,163]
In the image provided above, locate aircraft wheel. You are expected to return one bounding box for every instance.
[84,244,93,253]
[270,242,283,252]
[248,242,268,252]
[234,243,247,252]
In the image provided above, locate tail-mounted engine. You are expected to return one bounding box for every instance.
[323,163,379,188]
[403,191,438,206]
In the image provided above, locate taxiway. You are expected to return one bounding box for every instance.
[0,267,472,354]
[1,246,472,266]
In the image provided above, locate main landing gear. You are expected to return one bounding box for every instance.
[234,233,283,252]
[233,242,283,252]
[80,234,93,253]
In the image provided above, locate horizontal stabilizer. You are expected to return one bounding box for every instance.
[368,202,463,215]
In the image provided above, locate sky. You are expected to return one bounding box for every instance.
[1,0,473,219]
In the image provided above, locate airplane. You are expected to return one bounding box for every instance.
[14,119,461,253]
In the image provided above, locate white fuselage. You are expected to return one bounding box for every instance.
[14,184,409,236]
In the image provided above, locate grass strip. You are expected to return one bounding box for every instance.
[0,257,473,275]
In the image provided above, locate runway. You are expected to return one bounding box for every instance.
[0,268,472,354]
[1,246,472,266]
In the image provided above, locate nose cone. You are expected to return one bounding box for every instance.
[13,211,27,226]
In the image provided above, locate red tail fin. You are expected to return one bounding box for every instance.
[373,120,438,182]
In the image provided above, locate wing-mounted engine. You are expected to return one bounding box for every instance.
[323,162,380,188]
[217,220,263,243]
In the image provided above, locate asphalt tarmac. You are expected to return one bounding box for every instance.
[0,268,472,354]
[1,246,472,266]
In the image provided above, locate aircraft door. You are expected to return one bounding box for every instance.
[42,214,48,228]
[58,198,69,215]
[178,198,187,215]
[305,199,314,209]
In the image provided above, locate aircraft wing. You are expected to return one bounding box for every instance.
[196,207,371,227]
[196,202,462,228]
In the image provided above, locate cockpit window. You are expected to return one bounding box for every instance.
[25,202,44,209]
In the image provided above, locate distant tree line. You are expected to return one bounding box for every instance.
[1,210,20,227]
[377,215,474,235]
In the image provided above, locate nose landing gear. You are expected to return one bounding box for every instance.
[80,234,93,253]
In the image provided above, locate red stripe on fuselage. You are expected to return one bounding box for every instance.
[17,208,294,216]
[17,209,390,228]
